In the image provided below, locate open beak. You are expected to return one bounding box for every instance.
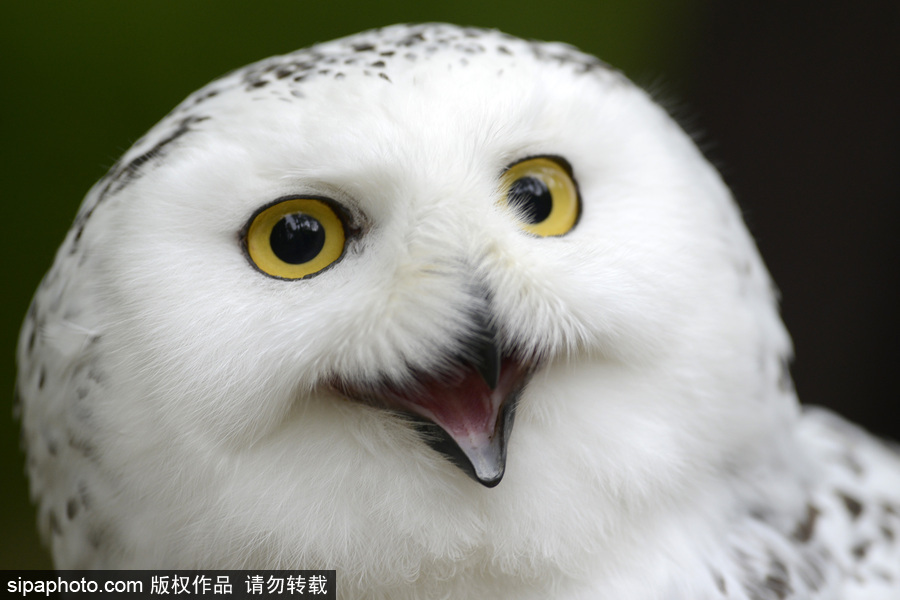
[334,324,532,487]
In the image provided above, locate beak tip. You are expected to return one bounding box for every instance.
[465,441,508,486]
[474,472,504,488]
[410,395,519,488]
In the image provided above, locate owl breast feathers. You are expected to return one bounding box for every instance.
[16,23,900,599]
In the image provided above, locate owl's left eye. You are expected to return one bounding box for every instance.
[499,156,580,237]
[245,197,346,279]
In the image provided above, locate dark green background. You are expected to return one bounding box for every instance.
[2,1,895,569]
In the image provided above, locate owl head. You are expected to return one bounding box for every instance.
[22,24,797,579]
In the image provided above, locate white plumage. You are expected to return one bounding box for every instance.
[16,23,900,598]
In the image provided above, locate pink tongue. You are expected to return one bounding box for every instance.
[404,369,498,446]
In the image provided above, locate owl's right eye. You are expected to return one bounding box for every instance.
[245,197,346,279]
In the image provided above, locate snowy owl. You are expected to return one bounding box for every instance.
[16,23,900,599]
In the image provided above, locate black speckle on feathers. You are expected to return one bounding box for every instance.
[397,32,426,47]
[66,498,78,520]
[13,386,22,420]
[851,540,870,559]
[838,491,864,519]
[49,510,61,536]
[765,556,792,599]
[792,503,820,543]
[712,570,727,594]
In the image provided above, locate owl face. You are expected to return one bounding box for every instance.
[25,24,792,572]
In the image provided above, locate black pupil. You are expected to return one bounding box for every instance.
[507,177,553,224]
[269,213,326,264]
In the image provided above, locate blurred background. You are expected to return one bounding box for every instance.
[2,1,896,568]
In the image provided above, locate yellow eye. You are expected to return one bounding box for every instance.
[499,157,580,236]
[245,198,346,279]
